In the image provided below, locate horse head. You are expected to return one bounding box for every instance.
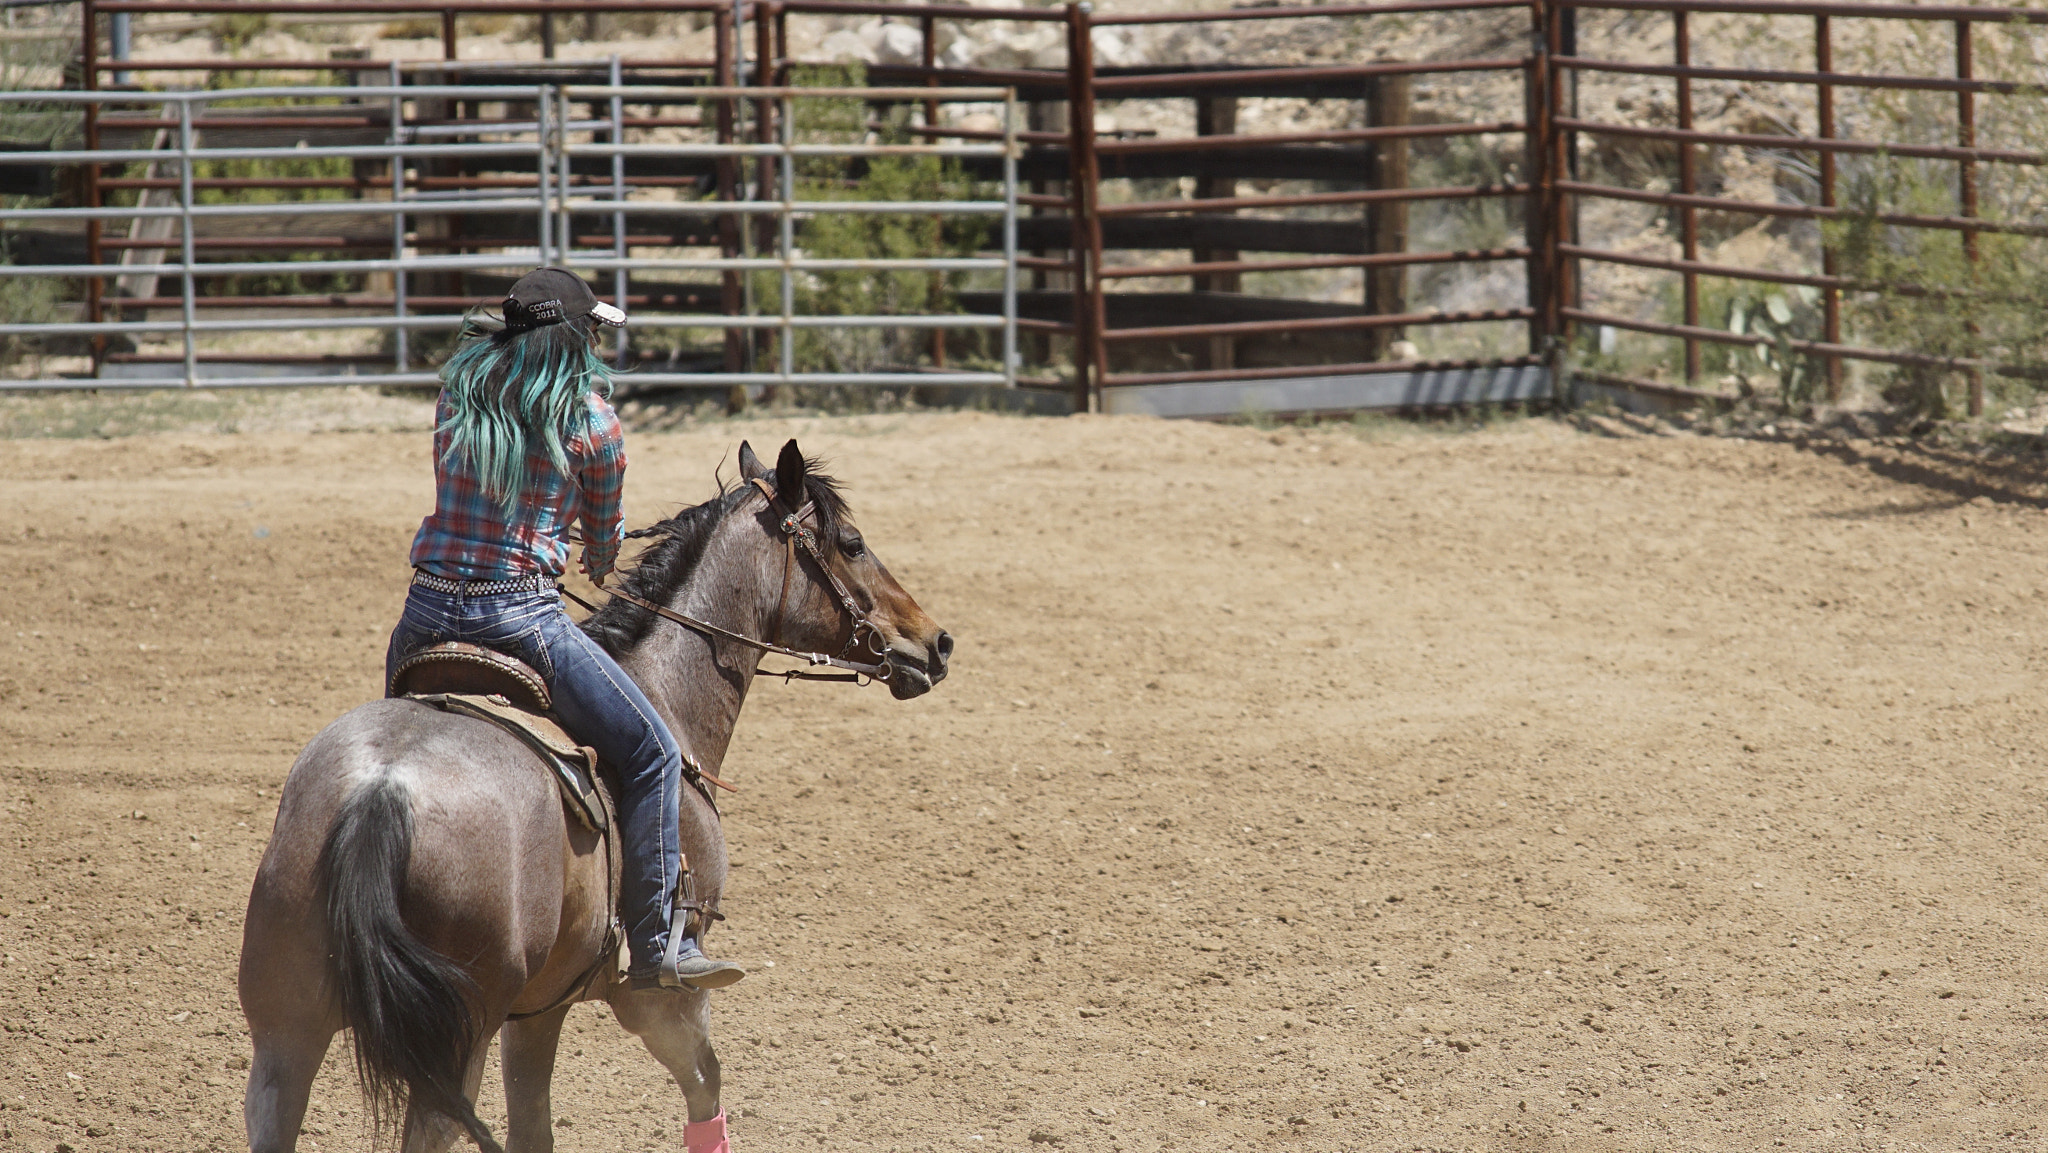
[736,439,951,699]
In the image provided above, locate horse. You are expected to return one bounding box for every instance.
[237,439,951,1153]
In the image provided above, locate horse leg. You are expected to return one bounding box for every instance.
[241,846,342,1153]
[605,780,729,1151]
[242,1021,332,1153]
[609,985,726,1147]
[500,1005,571,1153]
[401,1038,497,1153]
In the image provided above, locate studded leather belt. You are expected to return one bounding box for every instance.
[410,569,551,597]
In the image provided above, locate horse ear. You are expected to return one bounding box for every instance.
[737,440,768,481]
[775,440,807,505]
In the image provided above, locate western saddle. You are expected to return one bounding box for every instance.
[389,641,552,713]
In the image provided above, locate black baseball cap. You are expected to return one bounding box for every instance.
[502,267,628,333]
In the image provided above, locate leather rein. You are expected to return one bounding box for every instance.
[557,477,891,686]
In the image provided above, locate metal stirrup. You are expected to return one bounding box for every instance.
[658,854,697,985]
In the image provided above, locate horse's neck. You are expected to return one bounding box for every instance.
[613,605,755,776]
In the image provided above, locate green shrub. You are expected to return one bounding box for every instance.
[756,64,992,377]
[1819,23,2048,417]
[211,14,272,53]
[189,75,364,299]
[1826,154,2048,418]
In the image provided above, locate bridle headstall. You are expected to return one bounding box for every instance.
[557,476,891,686]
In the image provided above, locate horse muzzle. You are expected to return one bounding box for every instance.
[884,630,951,700]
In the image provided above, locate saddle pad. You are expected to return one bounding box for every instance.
[406,692,609,834]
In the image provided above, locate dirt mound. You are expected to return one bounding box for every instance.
[2,410,2042,1151]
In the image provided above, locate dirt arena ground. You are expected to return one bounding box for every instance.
[4,403,2048,1153]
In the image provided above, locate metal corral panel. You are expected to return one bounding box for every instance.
[1102,364,1553,418]
[97,361,361,383]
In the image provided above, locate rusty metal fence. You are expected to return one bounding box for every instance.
[760,0,1554,415]
[1549,0,2048,417]
[4,0,2045,414]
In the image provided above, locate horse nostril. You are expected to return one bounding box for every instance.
[932,630,954,670]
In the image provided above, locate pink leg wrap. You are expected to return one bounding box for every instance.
[684,1110,730,1153]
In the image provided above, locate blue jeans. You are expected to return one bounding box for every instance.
[386,583,681,979]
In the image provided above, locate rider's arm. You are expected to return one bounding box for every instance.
[576,395,627,581]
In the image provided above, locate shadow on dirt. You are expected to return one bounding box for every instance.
[1571,404,2048,511]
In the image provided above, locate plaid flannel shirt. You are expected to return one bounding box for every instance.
[408,391,626,581]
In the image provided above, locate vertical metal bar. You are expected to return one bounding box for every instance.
[446,10,470,250]
[1062,4,1088,408]
[559,88,574,264]
[1817,14,1839,400]
[1193,94,1237,372]
[1957,18,1982,417]
[716,1,744,374]
[537,84,554,264]
[1525,0,1552,360]
[178,97,197,388]
[769,0,790,390]
[738,0,751,85]
[1561,0,1581,319]
[774,5,788,86]
[1956,22,1977,249]
[1192,96,1238,293]
[752,0,775,377]
[1550,0,1572,349]
[611,54,629,370]
[923,12,946,368]
[1002,88,1018,389]
[921,13,940,112]
[779,92,795,384]
[1366,75,1410,360]
[540,11,555,60]
[83,0,104,375]
[390,60,409,373]
[754,0,774,192]
[1065,1,1102,412]
[1675,9,1699,382]
[1024,99,1055,375]
[110,9,130,87]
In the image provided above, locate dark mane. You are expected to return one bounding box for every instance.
[579,457,850,657]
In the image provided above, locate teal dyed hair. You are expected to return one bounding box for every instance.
[436,307,615,509]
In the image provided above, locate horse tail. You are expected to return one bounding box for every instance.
[317,775,503,1153]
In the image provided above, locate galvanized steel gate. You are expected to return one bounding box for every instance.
[0,78,1018,391]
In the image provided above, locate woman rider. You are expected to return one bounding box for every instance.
[384,267,742,992]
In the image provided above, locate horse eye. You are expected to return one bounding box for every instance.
[840,531,866,558]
